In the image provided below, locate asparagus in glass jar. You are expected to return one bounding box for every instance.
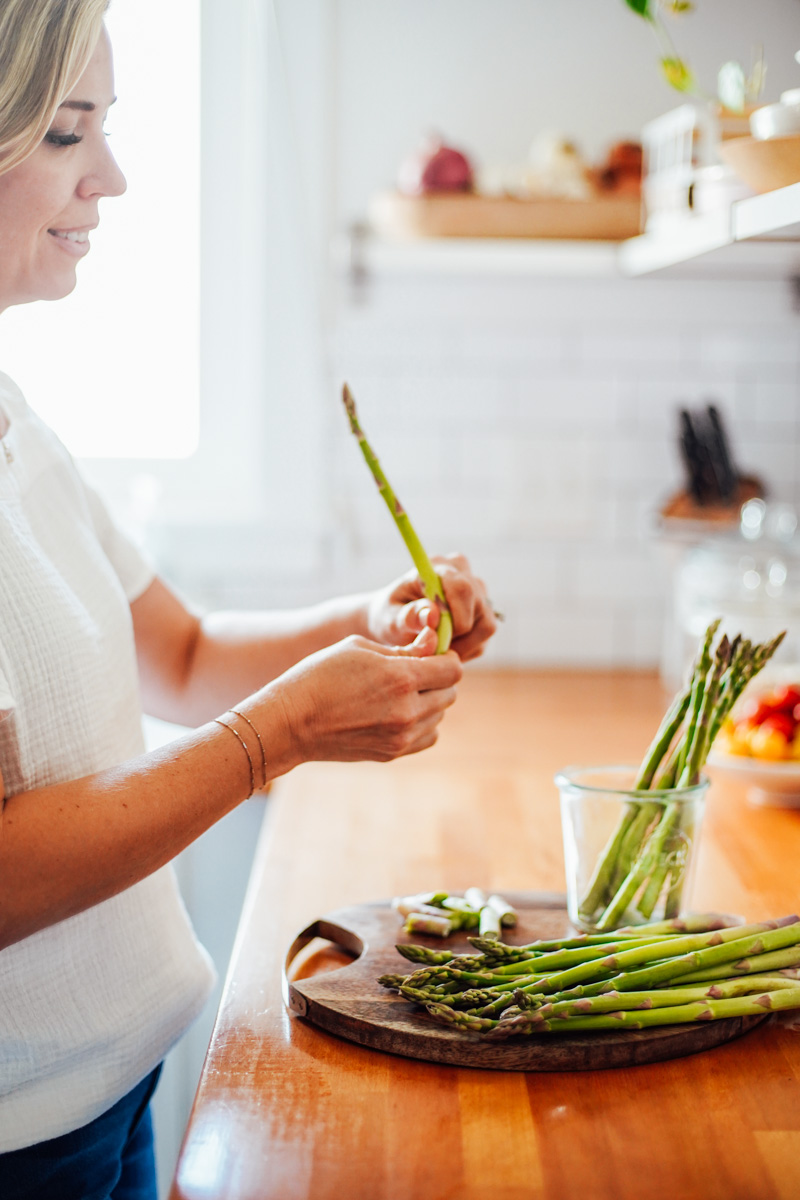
[575,624,785,931]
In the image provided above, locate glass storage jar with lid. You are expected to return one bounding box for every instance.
[672,500,800,683]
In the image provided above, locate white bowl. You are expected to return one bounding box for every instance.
[708,750,800,808]
[750,102,800,140]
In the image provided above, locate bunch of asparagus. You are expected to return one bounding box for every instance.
[379,913,800,1038]
[577,622,785,932]
[393,888,518,940]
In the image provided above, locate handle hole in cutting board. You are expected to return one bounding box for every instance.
[288,937,361,983]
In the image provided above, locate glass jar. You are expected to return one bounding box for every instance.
[670,500,800,688]
[556,766,709,933]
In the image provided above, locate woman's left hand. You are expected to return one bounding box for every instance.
[366,553,498,662]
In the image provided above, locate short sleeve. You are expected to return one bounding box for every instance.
[79,480,156,604]
[0,660,14,713]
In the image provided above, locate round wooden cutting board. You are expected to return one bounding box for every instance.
[282,892,769,1072]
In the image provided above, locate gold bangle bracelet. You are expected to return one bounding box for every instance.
[229,708,267,791]
[214,717,255,798]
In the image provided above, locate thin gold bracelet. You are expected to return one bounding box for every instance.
[229,708,267,790]
[214,717,255,798]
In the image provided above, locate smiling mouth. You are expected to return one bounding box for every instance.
[48,229,90,244]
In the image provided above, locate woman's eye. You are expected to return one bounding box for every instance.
[44,131,82,148]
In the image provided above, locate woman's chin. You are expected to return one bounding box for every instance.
[38,271,79,303]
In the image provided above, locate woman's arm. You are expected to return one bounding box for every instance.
[131,577,374,726]
[132,555,496,728]
[0,635,461,951]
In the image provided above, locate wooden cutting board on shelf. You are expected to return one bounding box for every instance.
[282,892,768,1072]
[368,191,642,240]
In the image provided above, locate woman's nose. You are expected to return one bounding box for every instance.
[78,138,127,200]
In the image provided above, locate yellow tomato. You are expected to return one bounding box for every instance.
[728,721,755,757]
[749,723,790,761]
[791,732,800,762]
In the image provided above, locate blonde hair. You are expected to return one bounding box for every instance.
[0,0,109,175]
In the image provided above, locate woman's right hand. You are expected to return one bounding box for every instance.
[269,629,463,765]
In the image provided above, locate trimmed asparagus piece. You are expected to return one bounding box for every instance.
[487,894,518,927]
[403,913,453,937]
[479,905,502,939]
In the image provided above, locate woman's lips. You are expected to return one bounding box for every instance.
[48,228,92,257]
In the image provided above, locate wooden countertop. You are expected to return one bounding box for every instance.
[170,670,800,1200]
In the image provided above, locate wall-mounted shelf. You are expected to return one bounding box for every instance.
[339,182,800,283]
[619,181,800,278]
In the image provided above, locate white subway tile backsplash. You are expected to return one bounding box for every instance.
[695,330,800,369]
[192,273,798,671]
[476,553,561,604]
[753,380,800,428]
[515,377,620,431]
[742,439,798,497]
[612,608,668,667]
[568,549,668,603]
[576,331,688,368]
[515,609,617,666]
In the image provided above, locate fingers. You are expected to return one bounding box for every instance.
[401,714,447,757]
[433,551,470,573]
[381,689,457,760]
[431,559,496,653]
[397,624,438,657]
[397,597,438,639]
[278,635,462,766]
[451,607,499,662]
[373,553,498,662]
[411,648,463,690]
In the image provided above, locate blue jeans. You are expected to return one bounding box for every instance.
[0,1064,162,1200]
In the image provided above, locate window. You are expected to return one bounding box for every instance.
[0,0,200,459]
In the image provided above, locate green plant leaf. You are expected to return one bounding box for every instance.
[661,56,694,92]
[746,47,767,105]
[667,1,694,12]
[624,0,653,18]
[718,60,746,113]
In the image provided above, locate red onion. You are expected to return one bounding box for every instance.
[397,136,474,196]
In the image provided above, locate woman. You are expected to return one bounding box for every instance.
[0,2,497,1196]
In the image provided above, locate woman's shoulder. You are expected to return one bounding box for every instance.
[0,370,29,417]
[0,371,69,456]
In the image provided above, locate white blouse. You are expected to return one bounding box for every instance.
[0,372,214,1151]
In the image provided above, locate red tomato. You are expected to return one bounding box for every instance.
[739,697,774,725]
[769,685,800,712]
[759,712,796,741]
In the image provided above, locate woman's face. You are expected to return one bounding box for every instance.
[0,27,126,312]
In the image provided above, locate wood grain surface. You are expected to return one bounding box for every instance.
[170,670,800,1200]
[284,895,768,1071]
[368,191,643,240]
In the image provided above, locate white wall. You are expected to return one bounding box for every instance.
[333,0,800,227]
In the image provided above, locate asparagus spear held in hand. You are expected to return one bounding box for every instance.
[342,383,453,653]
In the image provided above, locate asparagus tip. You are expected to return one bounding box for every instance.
[341,382,360,433]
